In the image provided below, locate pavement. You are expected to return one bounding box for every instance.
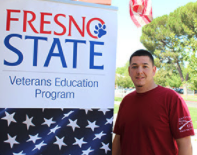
[191,133,197,155]
[113,101,197,154]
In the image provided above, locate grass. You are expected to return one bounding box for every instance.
[114,97,123,102]
[189,107,197,129]
[115,95,197,102]
[181,95,197,102]
[114,104,120,114]
[114,104,197,129]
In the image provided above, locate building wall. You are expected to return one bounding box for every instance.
[73,0,111,5]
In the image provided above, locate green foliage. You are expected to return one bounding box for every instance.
[154,68,182,88]
[141,2,197,93]
[115,75,134,88]
[188,52,197,90]
[115,62,134,88]
[166,74,182,88]
[116,61,130,76]
[154,69,168,87]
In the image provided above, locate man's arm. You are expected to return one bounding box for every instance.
[112,134,121,155]
[176,136,193,155]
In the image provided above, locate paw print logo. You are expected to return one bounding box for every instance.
[94,23,107,38]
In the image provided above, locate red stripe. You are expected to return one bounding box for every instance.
[132,0,140,13]
[130,1,146,27]
[143,15,152,23]
[129,0,141,28]
[129,0,153,27]
[143,0,152,23]
[142,0,148,15]
[132,0,139,6]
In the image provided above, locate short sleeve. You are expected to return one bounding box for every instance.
[169,95,195,139]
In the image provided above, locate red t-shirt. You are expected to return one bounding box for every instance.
[113,86,195,155]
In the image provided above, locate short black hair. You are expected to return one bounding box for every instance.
[129,49,154,66]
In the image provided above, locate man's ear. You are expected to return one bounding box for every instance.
[153,66,157,76]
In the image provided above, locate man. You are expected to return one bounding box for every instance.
[112,49,195,155]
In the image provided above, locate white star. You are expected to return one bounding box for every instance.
[4,134,19,148]
[105,116,113,125]
[98,108,110,115]
[13,150,26,155]
[1,111,16,126]
[62,111,74,119]
[23,115,35,130]
[42,117,56,127]
[86,120,99,131]
[73,137,87,148]
[32,141,46,151]
[81,108,93,114]
[53,136,67,150]
[82,147,94,155]
[100,142,111,154]
[93,131,106,140]
[48,125,61,135]
[67,119,80,131]
[27,134,41,143]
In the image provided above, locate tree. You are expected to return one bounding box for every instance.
[188,53,197,90]
[166,74,182,88]
[177,2,197,91]
[154,68,182,88]
[115,62,134,88]
[154,69,168,87]
[116,61,130,76]
[115,75,134,88]
[169,2,197,92]
[140,2,197,95]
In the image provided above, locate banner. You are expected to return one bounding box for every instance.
[0,0,117,154]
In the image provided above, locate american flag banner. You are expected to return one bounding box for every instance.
[0,1,118,154]
[129,0,153,27]
[0,108,113,155]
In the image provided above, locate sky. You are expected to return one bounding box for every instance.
[111,0,197,68]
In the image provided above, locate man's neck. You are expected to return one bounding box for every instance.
[135,83,158,93]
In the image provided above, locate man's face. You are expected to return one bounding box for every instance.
[128,56,156,88]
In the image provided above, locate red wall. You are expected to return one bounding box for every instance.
[73,0,112,5]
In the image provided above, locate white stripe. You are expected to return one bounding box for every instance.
[145,0,152,14]
[134,15,147,26]
[136,0,143,5]
[143,0,153,21]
